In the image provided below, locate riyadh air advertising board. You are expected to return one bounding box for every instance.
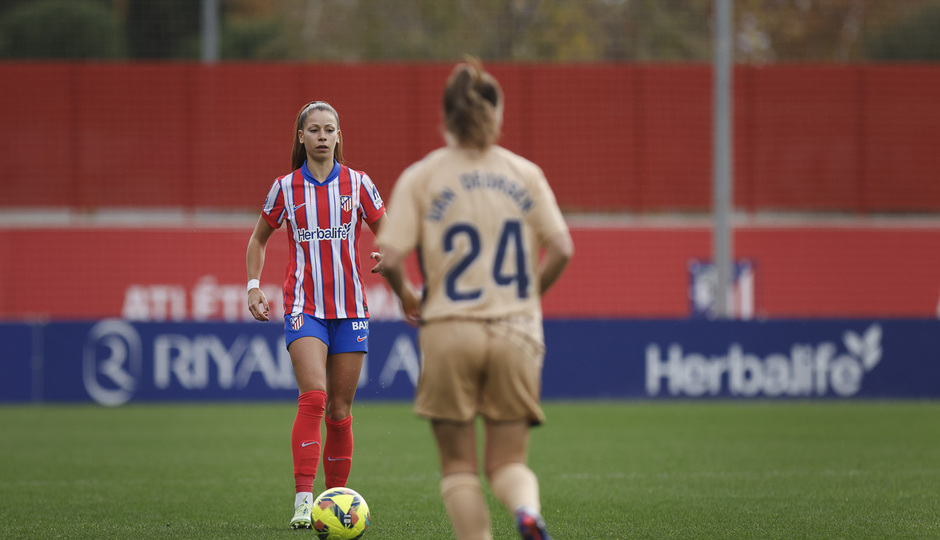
[1,319,937,405]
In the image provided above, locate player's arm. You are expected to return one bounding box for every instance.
[246,216,277,321]
[377,245,421,324]
[537,229,573,295]
[367,214,388,275]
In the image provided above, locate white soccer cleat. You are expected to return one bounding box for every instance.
[289,495,313,529]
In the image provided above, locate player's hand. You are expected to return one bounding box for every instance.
[248,288,270,321]
[400,285,421,327]
[369,251,386,275]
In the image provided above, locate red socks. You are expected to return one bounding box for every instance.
[291,390,355,492]
[323,415,354,488]
[292,390,326,493]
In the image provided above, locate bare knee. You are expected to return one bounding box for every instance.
[325,397,353,420]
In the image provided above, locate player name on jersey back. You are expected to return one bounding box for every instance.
[459,170,534,213]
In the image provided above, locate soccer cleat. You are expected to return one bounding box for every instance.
[515,506,552,540]
[289,495,313,529]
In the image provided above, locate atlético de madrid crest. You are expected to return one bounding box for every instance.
[290,315,304,330]
[340,195,352,212]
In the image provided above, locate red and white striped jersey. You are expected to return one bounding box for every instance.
[261,161,385,319]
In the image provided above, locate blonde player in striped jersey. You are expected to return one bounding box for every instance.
[247,101,386,529]
[374,58,573,540]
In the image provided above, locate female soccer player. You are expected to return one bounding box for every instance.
[376,59,573,540]
[245,101,386,529]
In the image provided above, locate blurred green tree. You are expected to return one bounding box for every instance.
[124,0,200,59]
[865,1,940,60]
[735,0,940,62]
[0,0,124,59]
[221,15,286,60]
[1,0,938,62]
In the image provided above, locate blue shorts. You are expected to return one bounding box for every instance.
[284,314,370,353]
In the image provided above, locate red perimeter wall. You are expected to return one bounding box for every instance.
[2,62,938,319]
[1,62,939,213]
[0,224,937,320]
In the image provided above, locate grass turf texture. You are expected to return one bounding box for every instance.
[1,401,938,539]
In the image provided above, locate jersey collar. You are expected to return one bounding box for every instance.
[301,160,341,185]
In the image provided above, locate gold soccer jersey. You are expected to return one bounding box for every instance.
[378,145,568,323]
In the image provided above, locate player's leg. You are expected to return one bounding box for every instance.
[484,420,534,508]
[285,316,330,529]
[484,422,550,540]
[418,320,492,539]
[322,349,364,488]
[479,318,551,540]
[433,419,492,540]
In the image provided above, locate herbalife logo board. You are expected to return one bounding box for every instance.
[645,325,882,397]
[540,319,940,400]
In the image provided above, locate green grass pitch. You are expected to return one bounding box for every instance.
[1,401,938,539]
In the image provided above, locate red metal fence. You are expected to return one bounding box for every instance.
[2,62,938,212]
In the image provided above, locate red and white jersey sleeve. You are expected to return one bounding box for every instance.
[261,162,385,319]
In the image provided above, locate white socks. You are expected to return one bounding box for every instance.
[295,491,312,507]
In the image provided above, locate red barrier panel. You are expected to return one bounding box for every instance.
[522,64,641,211]
[744,65,863,211]
[189,64,306,208]
[0,64,75,206]
[864,66,940,211]
[736,226,940,317]
[2,62,939,212]
[1,223,937,320]
[638,65,713,211]
[75,64,193,207]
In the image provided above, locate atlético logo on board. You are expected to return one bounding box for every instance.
[340,195,352,212]
[290,315,304,330]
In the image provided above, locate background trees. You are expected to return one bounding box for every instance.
[1,0,938,61]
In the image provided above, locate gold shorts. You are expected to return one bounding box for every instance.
[414,317,546,425]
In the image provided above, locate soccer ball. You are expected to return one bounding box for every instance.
[312,487,371,540]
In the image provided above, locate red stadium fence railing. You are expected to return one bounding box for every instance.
[1,62,938,213]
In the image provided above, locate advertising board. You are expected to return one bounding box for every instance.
[2,319,936,404]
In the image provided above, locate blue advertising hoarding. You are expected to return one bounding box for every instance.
[1,319,938,405]
[0,323,33,403]
[542,319,939,399]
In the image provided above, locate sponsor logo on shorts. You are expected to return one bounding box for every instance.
[357,335,366,342]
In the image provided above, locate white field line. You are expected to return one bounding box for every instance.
[556,468,940,482]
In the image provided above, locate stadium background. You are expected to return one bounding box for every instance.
[1,0,939,403]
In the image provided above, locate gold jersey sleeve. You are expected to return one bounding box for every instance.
[377,145,568,322]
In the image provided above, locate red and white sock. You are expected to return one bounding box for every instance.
[323,415,353,488]
[292,390,326,493]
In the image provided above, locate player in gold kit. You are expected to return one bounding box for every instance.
[375,58,573,540]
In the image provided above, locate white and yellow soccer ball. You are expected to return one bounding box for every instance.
[312,487,371,540]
